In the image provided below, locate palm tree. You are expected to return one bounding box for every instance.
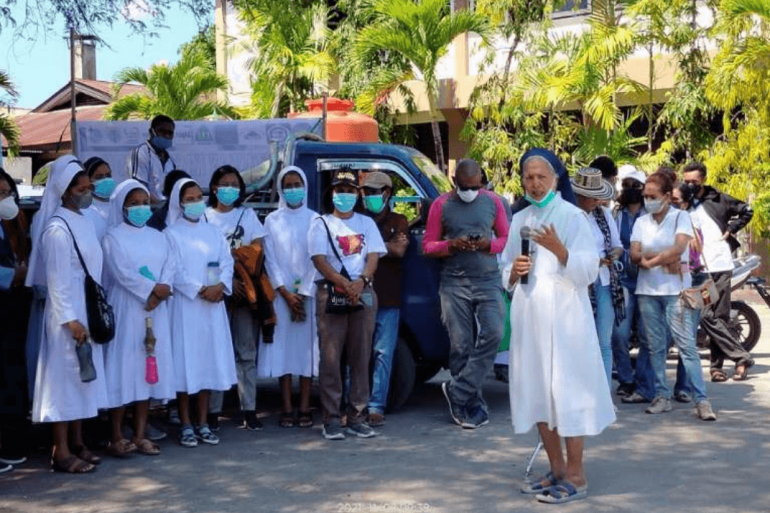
[236,0,335,118]
[354,0,491,173]
[104,52,235,121]
[0,70,20,157]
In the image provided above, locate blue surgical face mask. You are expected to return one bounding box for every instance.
[332,192,358,213]
[525,189,557,209]
[151,135,173,150]
[283,187,305,208]
[182,200,206,221]
[216,186,240,206]
[93,177,116,199]
[125,205,152,227]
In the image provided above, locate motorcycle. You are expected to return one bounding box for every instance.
[697,254,763,353]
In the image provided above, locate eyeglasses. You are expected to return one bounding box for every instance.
[457,185,481,192]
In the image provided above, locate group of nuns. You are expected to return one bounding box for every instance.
[27,155,317,473]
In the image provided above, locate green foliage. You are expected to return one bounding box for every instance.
[235,0,334,118]
[179,25,216,69]
[0,70,19,157]
[104,51,234,121]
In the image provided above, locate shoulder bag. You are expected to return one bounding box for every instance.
[54,216,115,344]
[677,212,719,310]
[319,217,362,315]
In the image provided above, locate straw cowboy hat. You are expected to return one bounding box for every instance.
[570,167,615,200]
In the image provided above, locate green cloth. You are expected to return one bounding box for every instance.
[499,291,511,352]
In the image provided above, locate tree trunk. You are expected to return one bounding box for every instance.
[427,91,447,174]
[648,40,654,153]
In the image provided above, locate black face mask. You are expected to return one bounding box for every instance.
[683,183,702,198]
[621,188,643,205]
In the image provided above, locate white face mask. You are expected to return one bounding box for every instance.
[457,188,479,203]
[644,198,666,214]
[0,196,19,220]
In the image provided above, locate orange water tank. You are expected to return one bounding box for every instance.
[289,97,379,143]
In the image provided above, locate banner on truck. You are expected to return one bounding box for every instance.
[76,118,322,187]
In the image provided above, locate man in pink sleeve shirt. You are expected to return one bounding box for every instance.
[423,159,509,429]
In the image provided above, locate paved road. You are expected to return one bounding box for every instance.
[2,291,770,513]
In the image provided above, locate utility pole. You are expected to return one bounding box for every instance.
[68,14,77,156]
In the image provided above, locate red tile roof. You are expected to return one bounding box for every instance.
[6,105,106,151]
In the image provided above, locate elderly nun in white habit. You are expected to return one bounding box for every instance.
[29,155,108,474]
[164,177,237,448]
[102,179,177,457]
[260,166,319,428]
[500,148,615,505]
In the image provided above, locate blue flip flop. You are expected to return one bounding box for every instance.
[536,480,588,504]
[521,471,559,494]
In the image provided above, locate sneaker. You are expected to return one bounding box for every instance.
[0,454,27,466]
[179,426,198,448]
[197,424,220,445]
[645,396,673,414]
[167,407,182,426]
[346,422,377,438]
[367,411,385,428]
[696,400,717,421]
[616,383,635,397]
[0,463,11,474]
[461,406,489,429]
[621,391,651,404]
[243,411,264,431]
[441,381,466,426]
[322,421,346,440]
[207,414,220,432]
[145,422,167,441]
[674,391,692,403]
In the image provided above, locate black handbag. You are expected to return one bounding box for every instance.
[54,216,115,344]
[319,217,362,315]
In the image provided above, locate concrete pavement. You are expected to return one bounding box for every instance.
[2,291,769,513]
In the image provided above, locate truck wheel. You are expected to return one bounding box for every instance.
[386,338,416,412]
[730,300,761,353]
[416,363,443,384]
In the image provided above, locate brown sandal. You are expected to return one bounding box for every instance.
[280,412,295,428]
[733,365,749,381]
[710,369,728,382]
[297,411,313,428]
[72,445,102,465]
[132,438,161,456]
[106,438,137,458]
[51,454,95,474]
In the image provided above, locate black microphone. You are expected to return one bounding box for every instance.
[520,226,531,285]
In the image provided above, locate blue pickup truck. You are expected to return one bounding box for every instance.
[247,133,454,410]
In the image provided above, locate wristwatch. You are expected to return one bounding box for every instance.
[361,275,374,288]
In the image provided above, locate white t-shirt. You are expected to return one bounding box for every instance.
[204,206,266,249]
[631,208,694,296]
[308,213,387,281]
[587,206,622,286]
[690,205,734,273]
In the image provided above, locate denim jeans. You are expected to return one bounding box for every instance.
[594,282,615,387]
[637,295,708,403]
[612,288,655,398]
[210,304,259,414]
[368,307,400,414]
[439,276,504,411]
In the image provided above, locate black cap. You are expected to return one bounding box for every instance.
[330,169,359,188]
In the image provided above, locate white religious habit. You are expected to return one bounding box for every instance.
[84,198,110,242]
[501,193,616,437]
[32,156,109,423]
[164,178,237,394]
[101,180,177,408]
[260,166,320,378]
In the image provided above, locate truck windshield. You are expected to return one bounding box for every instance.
[411,154,452,194]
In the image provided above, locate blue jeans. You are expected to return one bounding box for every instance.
[637,295,708,403]
[612,288,655,398]
[439,276,504,411]
[368,307,400,414]
[594,282,614,387]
